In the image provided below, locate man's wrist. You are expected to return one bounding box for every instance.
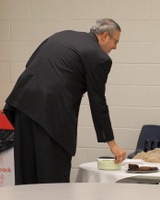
[107,140,116,148]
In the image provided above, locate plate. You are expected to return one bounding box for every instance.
[126,169,159,173]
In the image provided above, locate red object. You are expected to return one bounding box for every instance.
[0,110,14,130]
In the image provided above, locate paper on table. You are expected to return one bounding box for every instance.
[133,148,160,163]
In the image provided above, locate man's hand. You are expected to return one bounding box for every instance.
[107,140,126,163]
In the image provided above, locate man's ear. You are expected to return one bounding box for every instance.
[101,32,108,42]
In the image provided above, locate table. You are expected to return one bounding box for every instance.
[0,183,160,200]
[76,159,160,184]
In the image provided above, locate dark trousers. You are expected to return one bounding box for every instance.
[14,109,72,185]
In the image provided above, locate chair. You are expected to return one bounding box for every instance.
[127,125,160,159]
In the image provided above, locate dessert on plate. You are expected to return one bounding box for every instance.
[128,163,158,172]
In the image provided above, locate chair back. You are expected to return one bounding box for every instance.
[128,125,160,158]
[136,125,160,153]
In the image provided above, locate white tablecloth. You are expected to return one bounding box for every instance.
[76,159,160,183]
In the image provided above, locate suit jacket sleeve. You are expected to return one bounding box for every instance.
[86,58,114,142]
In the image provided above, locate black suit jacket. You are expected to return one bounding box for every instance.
[5,30,114,155]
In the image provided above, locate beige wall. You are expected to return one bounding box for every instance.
[1,0,160,182]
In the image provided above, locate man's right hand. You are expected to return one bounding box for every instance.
[107,140,126,163]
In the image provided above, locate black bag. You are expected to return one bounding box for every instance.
[0,110,14,153]
[0,129,14,153]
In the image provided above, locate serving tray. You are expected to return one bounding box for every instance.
[127,169,159,173]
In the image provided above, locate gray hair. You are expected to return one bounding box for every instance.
[90,18,121,36]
